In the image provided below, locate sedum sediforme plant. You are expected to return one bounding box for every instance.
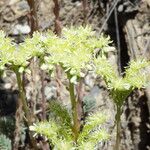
[94,56,150,150]
[2,26,145,149]
[42,26,111,142]
[0,31,38,149]
[28,26,111,149]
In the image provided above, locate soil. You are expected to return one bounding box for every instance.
[0,0,150,150]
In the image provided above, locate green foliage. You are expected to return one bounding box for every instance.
[0,31,46,72]
[42,26,111,83]
[30,120,73,149]
[94,57,150,105]
[78,112,108,146]
[0,26,111,80]
[1,25,148,149]
[94,57,118,86]
[0,31,14,69]
[0,134,12,150]
[0,31,32,73]
[0,26,111,149]
[30,111,108,150]
[78,129,108,150]
[94,54,150,150]
[48,101,72,127]
[20,32,47,58]
[124,59,150,89]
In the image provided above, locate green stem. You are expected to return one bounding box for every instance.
[115,105,121,150]
[15,70,30,122]
[14,68,38,149]
[67,73,80,143]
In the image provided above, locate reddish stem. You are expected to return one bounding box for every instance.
[53,0,62,100]
[27,0,38,34]
[82,0,88,26]
[53,0,62,36]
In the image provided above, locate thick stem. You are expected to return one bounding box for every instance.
[55,65,62,99]
[41,70,46,120]
[30,58,38,118]
[76,79,84,122]
[67,73,80,143]
[15,71,30,121]
[14,69,38,149]
[115,105,121,150]
[13,97,23,150]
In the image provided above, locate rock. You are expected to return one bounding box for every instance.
[90,85,100,97]
[44,83,57,100]
[83,95,96,113]
[118,5,124,12]
[4,83,12,89]
[9,0,20,5]
[131,116,141,127]
[12,24,31,35]
[17,0,29,10]
[84,72,97,88]
[83,86,101,113]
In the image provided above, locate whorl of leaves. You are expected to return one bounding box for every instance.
[78,112,109,150]
[30,120,73,150]
[30,111,108,150]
